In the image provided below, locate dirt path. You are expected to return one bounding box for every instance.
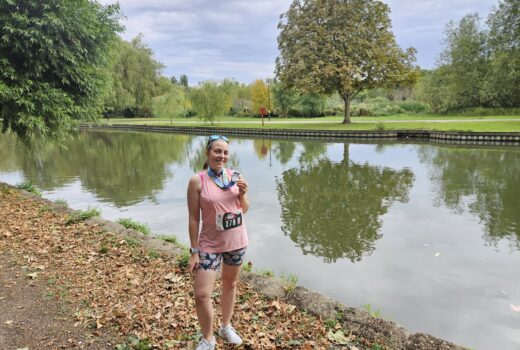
[0,251,115,350]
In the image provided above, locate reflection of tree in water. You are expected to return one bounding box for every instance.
[0,133,21,172]
[298,141,328,164]
[253,139,272,160]
[277,144,414,263]
[418,145,520,249]
[0,131,192,207]
[272,140,296,165]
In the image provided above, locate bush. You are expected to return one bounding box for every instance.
[351,97,404,116]
[455,107,520,116]
[397,101,429,114]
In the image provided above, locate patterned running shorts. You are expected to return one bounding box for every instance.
[197,247,247,271]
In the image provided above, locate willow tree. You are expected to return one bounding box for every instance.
[276,0,418,123]
[0,0,122,140]
[190,81,229,124]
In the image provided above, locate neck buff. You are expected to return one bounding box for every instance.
[207,167,236,189]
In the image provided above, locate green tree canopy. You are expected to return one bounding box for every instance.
[0,0,122,140]
[105,35,165,117]
[179,74,189,88]
[420,14,488,112]
[276,0,418,123]
[190,81,229,124]
[484,0,520,107]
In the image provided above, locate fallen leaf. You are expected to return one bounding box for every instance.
[26,272,38,279]
[327,329,352,345]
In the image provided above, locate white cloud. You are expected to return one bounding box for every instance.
[99,0,499,84]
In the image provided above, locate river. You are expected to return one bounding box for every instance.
[1,130,519,350]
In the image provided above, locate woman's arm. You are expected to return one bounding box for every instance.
[187,174,201,271]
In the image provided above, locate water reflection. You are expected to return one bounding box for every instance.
[419,145,520,249]
[276,143,415,263]
[272,140,296,165]
[0,131,192,206]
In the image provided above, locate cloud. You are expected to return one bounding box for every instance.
[99,0,498,84]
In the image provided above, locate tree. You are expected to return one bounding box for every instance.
[179,74,189,88]
[152,84,190,124]
[190,81,228,124]
[271,81,298,117]
[276,0,417,124]
[251,79,270,116]
[105,35,164,117]
[0,0,122,140]
[484,0,520,107]
[440,14,488,110]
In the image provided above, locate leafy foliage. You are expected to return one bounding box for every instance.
[251,79,270,116]
[0,0,122,140]
[190,81,229,124]
[105,35,165,118]
[276,0,418,123]
[418,0,520,112]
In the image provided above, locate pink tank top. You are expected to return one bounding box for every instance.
[198,169,248,253]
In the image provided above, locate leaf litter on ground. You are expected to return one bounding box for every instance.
[0,187,384,349]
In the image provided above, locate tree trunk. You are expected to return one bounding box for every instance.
[342,95,351,124]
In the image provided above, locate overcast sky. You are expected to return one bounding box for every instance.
[99,0,498,85]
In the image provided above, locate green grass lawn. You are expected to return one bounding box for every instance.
[99,115,520,132]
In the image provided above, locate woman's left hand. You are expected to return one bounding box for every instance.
[236,179,249,196]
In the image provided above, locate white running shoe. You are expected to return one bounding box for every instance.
[218,324,243,345]
[195,336,216,350]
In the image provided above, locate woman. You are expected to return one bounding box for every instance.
[187,135,250,350]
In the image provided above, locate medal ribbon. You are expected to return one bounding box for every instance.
[207,168,236,189]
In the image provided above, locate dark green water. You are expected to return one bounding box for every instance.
[1,130,519,350]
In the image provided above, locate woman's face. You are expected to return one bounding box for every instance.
[206,140,229,171]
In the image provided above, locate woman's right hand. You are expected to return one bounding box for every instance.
[188,253,200,273]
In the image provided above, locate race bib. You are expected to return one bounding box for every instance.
[216,211,243,231]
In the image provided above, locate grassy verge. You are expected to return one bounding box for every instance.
[99,115,520,132]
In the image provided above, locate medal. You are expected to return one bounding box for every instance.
[207,168,237,189]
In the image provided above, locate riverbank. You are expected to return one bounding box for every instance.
[0,182,468,350]
[100,115,520,133]
[83,123,520,145]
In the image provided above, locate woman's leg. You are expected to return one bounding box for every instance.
[220,263,241,326]
[194,269,218,340]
